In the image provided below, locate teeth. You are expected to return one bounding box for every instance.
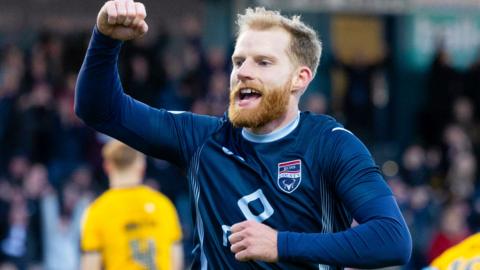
[240,88,259,94]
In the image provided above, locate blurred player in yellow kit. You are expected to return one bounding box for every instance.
[80,139,183,270]
[427,233,480,270]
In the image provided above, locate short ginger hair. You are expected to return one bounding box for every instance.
[102,140,144,171]
[236,7,322,77]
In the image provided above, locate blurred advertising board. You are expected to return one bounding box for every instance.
[254,0,480,14]
[399,13,480,70]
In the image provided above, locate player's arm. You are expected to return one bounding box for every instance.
[277,129,412,268]
[75,0,221,166]
[171,242,184,270]
[81,252,102,270]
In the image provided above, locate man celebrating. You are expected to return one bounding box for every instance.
[75,1,412,269]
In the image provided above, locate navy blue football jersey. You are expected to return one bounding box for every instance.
[161,111,390,270]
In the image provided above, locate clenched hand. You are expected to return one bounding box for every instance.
[97,0,148,41]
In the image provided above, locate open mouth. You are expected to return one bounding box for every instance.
[238,88,262,101]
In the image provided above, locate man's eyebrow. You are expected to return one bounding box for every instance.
[254,54,277,61]
[231,55,244,60]
[231,54,277,61]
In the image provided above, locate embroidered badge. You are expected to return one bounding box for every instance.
[277,159,302,193]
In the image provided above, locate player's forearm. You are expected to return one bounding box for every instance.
[277,196,412,268]
[75,26,123,125]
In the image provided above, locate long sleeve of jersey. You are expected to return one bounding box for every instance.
[75,27,221,167]
[278,196,411,268]
[278,130,412,268]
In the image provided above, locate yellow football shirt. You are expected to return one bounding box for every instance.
[81,186,182,270]
[429,233,480,270]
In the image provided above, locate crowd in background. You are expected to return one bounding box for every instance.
[0,15,480,270]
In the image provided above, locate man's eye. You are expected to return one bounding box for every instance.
[233,60,243,67]
[259,60,270,66]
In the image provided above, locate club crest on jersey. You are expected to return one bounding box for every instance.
[277,159,302,193]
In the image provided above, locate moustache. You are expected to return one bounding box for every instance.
[230,82,265,96]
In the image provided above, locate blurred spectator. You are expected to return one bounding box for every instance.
[371,69,390,141]
[0,180,12,243]
[180,43,209,101]
[41,34,65,88]
[442,124,473,175]
[124,53,157,106]
[427,201,471,263]
[25,43,51,90]
[0,48,24,174]
[301,92,328,114]
[420,47,464,147]
[7,156,31,187]
[191,99,210,115]
[204,71,229,116]
[23,165,49,268]
[50,73,98,187]
[0,188,28,270]
[41,181,89,270]
[157,52,193,110]
[17,82,58,165]
[451,97,480,147]
[69,167,95,198]
[181,14,203,45]
[400,144,429,186]
[206,46,228,74]
[404,185,437,269]
[446,152,477,201]
[465,50,480,120]
[333,49,388,141]
[424,146,444,191]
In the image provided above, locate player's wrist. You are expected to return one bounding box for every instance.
[92,25,123,47]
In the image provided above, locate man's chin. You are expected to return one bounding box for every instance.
[229,108,276,129]
[229,107,260,128]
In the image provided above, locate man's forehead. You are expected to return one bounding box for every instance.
[233,28,291,57]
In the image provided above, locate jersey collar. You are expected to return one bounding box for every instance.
[241,111,300,143]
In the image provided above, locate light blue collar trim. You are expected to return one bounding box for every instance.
[242,111,300,143]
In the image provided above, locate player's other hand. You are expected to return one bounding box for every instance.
[229,220,278,263]
[97,0,148,41]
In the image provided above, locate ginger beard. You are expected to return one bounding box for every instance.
[228,78,293,129]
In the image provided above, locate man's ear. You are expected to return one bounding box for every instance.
[291,66,313,95]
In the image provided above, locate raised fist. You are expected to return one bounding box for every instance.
[97,0,148,41]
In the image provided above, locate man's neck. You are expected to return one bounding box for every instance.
[109,172,142,189]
